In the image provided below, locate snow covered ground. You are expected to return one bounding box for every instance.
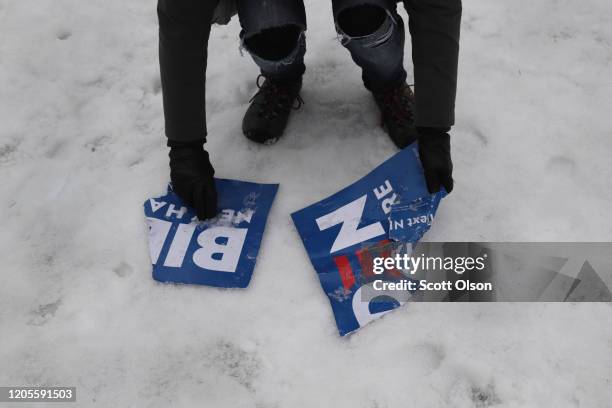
[1,0,612,406]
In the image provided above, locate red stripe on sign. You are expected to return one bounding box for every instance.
[334,255,355,290]
[356,246,375,280]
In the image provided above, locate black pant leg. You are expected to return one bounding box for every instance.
[158,0,219,142]
[403,0,462,128]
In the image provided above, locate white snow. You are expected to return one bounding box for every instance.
[1,0,612,406]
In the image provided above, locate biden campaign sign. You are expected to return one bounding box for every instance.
[144,179,278,288]
[291,145,445,335]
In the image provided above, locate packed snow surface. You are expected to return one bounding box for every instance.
[1,0,612,406]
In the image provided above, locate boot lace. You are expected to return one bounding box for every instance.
[249,74,304,120]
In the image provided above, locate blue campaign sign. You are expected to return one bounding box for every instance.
[144,179,278,288]
[291,144,445,336]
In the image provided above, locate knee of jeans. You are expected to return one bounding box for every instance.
[241,24,305,61]
[336,4,397,47]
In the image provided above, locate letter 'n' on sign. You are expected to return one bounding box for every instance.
[316,195,385,254]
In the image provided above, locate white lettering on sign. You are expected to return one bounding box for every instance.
[166,204,188,220]
[316,195,385,254]
[234,209,254,224]
[351,283,408,328]
[149,199,167,213]
[373,180,393,200]
[193,227,248,272]
[164,223,196,267]
[147,217,248,273]
[146,217,172,264]
[218,209,255,225]
[149,198,254,225]
[373,179,398,215]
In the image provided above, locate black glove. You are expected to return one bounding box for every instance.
[417,127,454,194]
[168,139,218,220]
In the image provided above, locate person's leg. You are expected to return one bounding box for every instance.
[237,0,307,144]
[403,0,461,128]
[332,0,416,148]
[403,0,461,194]
[332,0,406,92]
[158,0,219,142]
[158,0,220,219]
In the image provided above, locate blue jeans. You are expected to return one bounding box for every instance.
[237,0,406,90]
[237,0,461,127]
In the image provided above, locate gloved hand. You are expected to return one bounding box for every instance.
[168,139,218,220]
[417,127,454,194]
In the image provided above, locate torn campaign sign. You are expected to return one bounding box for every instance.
[291,144,446,335]
[144,180,278,288]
